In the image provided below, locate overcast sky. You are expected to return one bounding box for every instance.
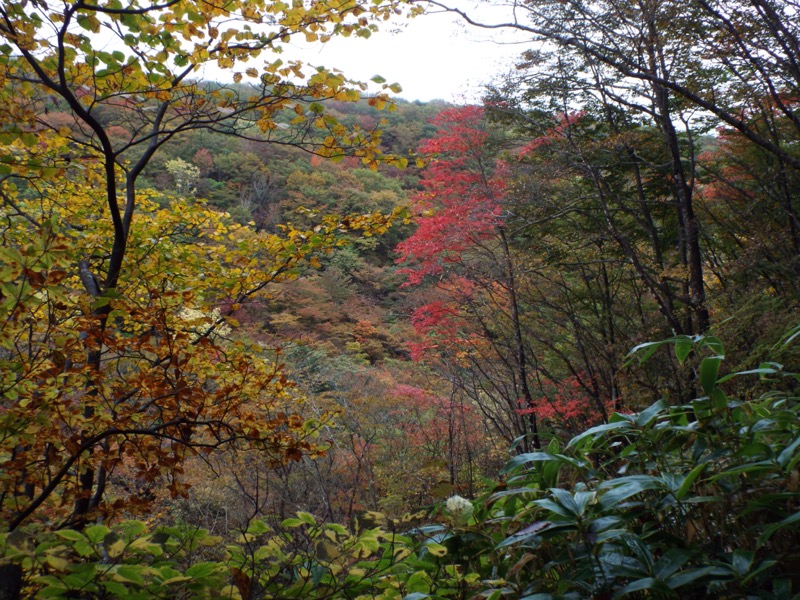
[284,6,529,103]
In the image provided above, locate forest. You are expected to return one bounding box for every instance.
[0,0,798,597]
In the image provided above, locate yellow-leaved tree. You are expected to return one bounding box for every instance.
[0,0,407,533]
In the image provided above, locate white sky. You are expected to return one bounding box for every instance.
[86,2,528,103]
[284,7,529,103]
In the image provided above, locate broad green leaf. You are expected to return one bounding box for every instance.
[674,336,693,364]
[533,498,573,519]
[501,452,585,474]
[568,421,632,449]
[246,519,271,535]
[185,562,219,579]
[675,463,707,501]
[654,548,691,579]
[55,530,89,543]
[700,336,725,356]
[599,476,664,510]
[741,559,779,585]
[112,565,147,585]
[405,571,431,594]
[297,511,316,525]
[777,435,800,469]
[731,549,754,576]
[84,525,111,544]
[634,399,668,427]
[666,567,715,589]
[700,356,723,395]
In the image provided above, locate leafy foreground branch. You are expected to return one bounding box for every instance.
[3,332,799,598]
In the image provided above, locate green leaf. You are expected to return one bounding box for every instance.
[568,421,632,449]
[160,575,192,585]
[84,525,110,544]
[112,565,147,586]
[297,511,316,525]
[550,488,581,515]
[674,336,693,364]
[625,340,667,365]
[281,517,304,528]
[547,488,594,517]
[777,434,800,469]
[731,549,754,576]
[246,519,271,535]
[599,476,664,510]
[615,577,660,596]
[654,548,691,579]
[666,567,715,589]
[55,529,89,543]
[501,452,585,474]
[700,356,723,395]
[675,463,707,501]
[710,387,728,410]
[773,325,800,351]
[634,399,668,427]
[741,559,778,584]
[101,581,130,596]
[405,571,431,594]
[717,366,780,384]
[757,511,800,547]
[73,541,96,557]
[700,336,725,356]
[185,562,219,579]
[533,498,573,519]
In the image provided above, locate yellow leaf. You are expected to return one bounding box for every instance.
[45,554,70,571]
[107,538,126,558]
[425,542,448,557]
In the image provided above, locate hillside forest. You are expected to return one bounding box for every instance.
[1,0,799,597]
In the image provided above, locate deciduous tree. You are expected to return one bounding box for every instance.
[0,0,407,533]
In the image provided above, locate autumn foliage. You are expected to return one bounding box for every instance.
[396,107,504,286]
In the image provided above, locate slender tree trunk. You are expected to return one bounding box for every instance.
[498,226,541,451]
[645,16,710,334]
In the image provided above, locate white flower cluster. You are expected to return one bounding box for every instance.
[445,495,472,515]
